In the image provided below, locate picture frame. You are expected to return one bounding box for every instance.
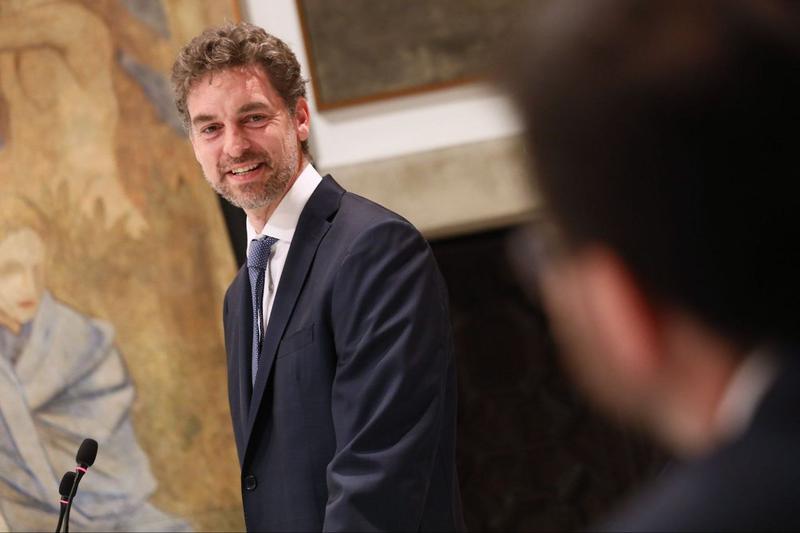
[296,0,530,110]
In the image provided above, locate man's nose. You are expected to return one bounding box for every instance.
[223,126,250,158]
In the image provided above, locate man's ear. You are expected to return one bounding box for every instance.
[573,246,665,383]
[293,97,310,143]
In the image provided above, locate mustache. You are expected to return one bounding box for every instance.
[218,149,273,174]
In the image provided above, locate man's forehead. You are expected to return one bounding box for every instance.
[186,66,286,129]
[189,65,276,102]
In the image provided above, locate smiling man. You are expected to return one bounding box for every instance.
[171,23,464,532]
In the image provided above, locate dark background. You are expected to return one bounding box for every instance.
[219,198,665,531]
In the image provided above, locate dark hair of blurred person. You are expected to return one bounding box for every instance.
[510,0,800,530]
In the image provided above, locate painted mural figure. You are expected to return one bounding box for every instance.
[0,0,241,528]
[0,0,147,238]
[0,225,188,532]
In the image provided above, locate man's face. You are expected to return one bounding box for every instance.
[0,229,45,331]
[187,65,310,213]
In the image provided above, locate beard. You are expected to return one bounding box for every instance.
[209,147,298,210]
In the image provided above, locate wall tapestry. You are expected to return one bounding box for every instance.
[0,0,243,530]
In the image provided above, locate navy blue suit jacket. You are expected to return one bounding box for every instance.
[222,176,464,531]
[600,350,800,532]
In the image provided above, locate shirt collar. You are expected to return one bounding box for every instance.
[714,347,778,443]
[246,163,323,253]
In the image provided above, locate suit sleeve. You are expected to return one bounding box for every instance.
[324,218,453,531]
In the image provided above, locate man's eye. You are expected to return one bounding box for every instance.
[200,124,220,135]
[245,115,267,124]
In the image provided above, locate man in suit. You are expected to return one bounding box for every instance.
[511,0,800,530]
[171,22,464,531]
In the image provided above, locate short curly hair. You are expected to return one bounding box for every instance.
[171,21,309,155]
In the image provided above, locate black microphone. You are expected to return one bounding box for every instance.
[76,439,98,469]
[63,439,99,533]
[54,471,76,533]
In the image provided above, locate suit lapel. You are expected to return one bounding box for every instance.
[226,265,253,460]
[244,176,345,451]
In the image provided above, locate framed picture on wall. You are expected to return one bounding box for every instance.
[296,0,531,110]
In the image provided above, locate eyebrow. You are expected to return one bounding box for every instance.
[191,113,216,127]
[239,102,271,114]
[191,102,273,128]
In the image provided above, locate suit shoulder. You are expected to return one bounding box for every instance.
[335,191,422,240]
[603,427,800,531]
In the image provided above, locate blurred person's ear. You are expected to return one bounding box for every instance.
[572,246,663,383]
[538,245,665,423]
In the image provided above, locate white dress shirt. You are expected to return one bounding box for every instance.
[715,348,777,443]
[246,163,323,334]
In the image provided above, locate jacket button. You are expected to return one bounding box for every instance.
[243,474,257,491]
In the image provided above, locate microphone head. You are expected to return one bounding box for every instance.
[76,439,98,468]
[59,471,77,497]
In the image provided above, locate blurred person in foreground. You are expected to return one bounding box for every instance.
[171,22,463,531]
[511,0,800,530]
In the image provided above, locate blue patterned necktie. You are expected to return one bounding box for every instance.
[248,235,278,385]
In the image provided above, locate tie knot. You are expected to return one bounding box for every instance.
[248,236,278,270]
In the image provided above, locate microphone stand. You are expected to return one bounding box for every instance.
[54,471,76,533]
[60,439,97,533]
[62,466,87,533]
